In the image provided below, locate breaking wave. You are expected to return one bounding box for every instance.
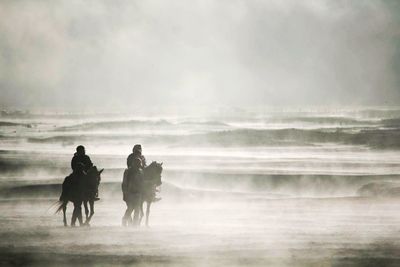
[25,127,400,149]
[55,119,172,131]
[0,121,32,127]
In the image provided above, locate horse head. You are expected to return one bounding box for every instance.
[86,166,103,186]
[145,161,163,186]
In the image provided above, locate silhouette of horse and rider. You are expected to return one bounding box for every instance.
[57,144,163,227]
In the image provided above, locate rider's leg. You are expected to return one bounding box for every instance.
[95,189,100,201]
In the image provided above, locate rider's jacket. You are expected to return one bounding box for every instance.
[126,154,147,168]
[71,153,93,173]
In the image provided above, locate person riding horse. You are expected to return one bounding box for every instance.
[126,144,161,202]
[58,164,103,227]
[122,157,144,226]
[127,144,146,168]
[67,145,98,226]
[70,145,100,200]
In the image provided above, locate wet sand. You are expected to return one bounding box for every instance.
[1,195,400,266]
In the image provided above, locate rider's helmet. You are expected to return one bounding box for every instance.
[76,145,85,155]
[132,144,142,153]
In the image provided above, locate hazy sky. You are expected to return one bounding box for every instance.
[0,0,399,109]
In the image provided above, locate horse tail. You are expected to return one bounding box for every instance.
[46,200,61,213]
[55,200,66,214]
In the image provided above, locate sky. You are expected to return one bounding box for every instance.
[0,0,399,109]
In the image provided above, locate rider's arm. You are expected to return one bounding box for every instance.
[142,156,147,168]
[71,156,76,171]
[86,155,93,168]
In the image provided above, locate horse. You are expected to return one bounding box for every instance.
[139,161,163,226]
[56,166,103,227]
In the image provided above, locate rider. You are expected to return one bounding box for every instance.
[71,145,93,174]
[71,145,99,200]
[127,144,161,202]
[127,144,146,169]
[122,157,144,226]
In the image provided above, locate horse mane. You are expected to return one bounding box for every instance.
[144,161,163,186]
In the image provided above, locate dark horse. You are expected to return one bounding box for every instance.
[139,161,163,226]
[56,166,103,226]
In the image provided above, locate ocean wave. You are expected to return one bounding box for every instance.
[26,128,400,149]
[179,120,229,127]
[357,182,400,197]
[54,119,232,132]
[166,172,400,196]
[174,128,400,148]
[55,119,172,131]
[265,116,376,125]
[380,118,400,128]
[0,121,32,127]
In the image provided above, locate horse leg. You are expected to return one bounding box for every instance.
[62,201,68,227]
[133,204,141,226]
[86,200,94,225]
[145,201,151,227]
[71,204,77,227]
[72,201,83,227]
[77,201,83,226]
[83,201,89,223]
[123,203,134,226]
[138,201,144,225]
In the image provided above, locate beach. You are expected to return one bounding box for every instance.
[1,107,400,266]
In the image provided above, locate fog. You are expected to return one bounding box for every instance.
[2,1,400,266]
[1,0,400,109]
